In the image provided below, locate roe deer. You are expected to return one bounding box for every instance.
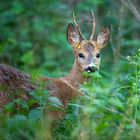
[40,12,111,118]
[0,12,110,118]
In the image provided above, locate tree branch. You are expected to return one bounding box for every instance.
[121,0,140,23]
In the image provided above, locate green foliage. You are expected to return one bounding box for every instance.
[52,50,140,140]
[0,0,140,140]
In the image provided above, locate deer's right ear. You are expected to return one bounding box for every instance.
[67,23,80,46]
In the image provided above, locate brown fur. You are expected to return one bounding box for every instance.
[0,64,36,109]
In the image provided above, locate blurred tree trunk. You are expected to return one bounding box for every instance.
[67,0,83,9]
[121,0,140,23]
[67,0,76,9]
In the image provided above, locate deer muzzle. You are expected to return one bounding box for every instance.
[84,65,98,73]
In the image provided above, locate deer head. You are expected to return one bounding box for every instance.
[67,11,111,73]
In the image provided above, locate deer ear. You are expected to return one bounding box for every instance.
[97,26,111,48]
[67,23,80,46]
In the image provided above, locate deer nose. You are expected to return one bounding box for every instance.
[85,66,98,73]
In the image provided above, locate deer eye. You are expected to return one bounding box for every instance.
[78,53,85,59]
[96,53,100,58]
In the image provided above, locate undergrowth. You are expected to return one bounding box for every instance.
[0,50,139,140]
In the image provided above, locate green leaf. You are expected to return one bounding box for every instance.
[21,51,34,65]
[28,109,42,121]
[48,96,63,107]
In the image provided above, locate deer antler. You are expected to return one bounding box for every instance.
[73,12,85,40]
[90,10,95,40]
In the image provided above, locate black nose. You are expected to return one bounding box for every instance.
[85,66,98,73]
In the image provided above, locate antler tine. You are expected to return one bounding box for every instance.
[90,10,95,40]
[73,12,85,40]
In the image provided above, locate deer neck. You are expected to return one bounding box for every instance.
[63,61,89,88]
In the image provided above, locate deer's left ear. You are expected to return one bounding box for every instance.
[97,26,111,48]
